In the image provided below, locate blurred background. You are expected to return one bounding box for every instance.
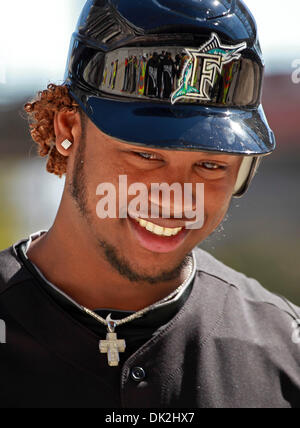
[0,0,299,304]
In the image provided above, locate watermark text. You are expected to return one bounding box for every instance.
[291,59,300,84]
[292,319,300,345]
[0,319,6,344]
[96,176,205,230]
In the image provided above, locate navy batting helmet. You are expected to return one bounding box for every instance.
[64,0,276,196]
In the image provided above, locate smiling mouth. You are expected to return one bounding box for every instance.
[134,218,184,237]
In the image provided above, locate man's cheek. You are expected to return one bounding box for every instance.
[201,198,229,230]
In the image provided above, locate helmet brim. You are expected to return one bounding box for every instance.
[72,92,275,156]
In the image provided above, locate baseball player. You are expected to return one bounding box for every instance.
[0,0,299,409]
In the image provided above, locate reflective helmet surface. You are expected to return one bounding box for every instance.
[64,0,276,196]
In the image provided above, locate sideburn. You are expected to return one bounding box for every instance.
[69,111,89,218]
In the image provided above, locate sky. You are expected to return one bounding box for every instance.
[0,0,299,105]
[247,0,300,69]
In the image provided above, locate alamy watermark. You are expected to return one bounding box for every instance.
[95,176,205,229]
[292,319,300,345]
[0,319,6,344]
[291,59,300,84]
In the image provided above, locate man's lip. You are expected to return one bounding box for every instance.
[127,216,190,254]
[128,215,190,229]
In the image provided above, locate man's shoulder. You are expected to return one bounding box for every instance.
[193,246,300,320]
[193,248,300,373]
[0,240,31,295]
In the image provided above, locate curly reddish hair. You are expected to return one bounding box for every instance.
[24,84,81,177]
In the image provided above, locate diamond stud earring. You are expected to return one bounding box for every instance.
[61,139,73,150]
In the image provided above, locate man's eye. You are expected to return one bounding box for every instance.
[197,162,224,170]
[136,152,160,160]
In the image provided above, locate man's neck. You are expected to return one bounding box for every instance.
[26,224,192,312]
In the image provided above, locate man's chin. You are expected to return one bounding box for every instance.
[96,237,189,285]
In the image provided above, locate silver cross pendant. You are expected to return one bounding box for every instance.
[99,314,126,367]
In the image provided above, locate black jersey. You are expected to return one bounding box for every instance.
[0,236,300,408]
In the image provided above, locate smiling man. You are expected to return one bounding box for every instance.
[0,0,299,409]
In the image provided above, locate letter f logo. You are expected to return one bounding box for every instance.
[171,33,247,104]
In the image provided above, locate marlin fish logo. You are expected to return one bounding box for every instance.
[171,33,247,104]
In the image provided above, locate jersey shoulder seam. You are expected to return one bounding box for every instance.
[193,247,300,320]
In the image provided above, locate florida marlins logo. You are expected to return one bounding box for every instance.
[171,33,247,104]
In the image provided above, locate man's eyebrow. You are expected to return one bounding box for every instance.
[117,146,163,155]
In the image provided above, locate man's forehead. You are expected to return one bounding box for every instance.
[103,133,240,162]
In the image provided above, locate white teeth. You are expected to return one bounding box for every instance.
[153,225,164,235]
[163,228,174,237]
[135,218,183,237]
[146,222,154,233]
[139,219,147,228]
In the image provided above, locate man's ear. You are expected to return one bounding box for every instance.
[54,110,82,157]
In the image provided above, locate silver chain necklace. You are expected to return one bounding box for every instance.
[82,256,194,367]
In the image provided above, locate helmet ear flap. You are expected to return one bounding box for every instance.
[233,157,262,198]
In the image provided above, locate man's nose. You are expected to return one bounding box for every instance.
[149,185,198,215]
